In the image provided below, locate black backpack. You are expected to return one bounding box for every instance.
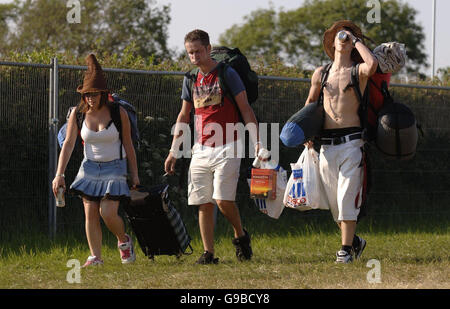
[185,46,259,121]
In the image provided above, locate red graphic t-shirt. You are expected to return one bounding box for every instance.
[182,66,245,146]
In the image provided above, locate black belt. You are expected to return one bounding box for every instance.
[320,133,362,145]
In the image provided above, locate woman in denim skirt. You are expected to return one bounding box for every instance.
[52,54,140,267]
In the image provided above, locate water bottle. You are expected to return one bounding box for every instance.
[337,30,349,42]
[56,187,65,207]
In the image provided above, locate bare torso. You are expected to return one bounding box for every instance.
[322,66,367,129]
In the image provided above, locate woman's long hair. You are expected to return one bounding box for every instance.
[77,91,109,113]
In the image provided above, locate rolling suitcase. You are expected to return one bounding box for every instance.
[123,184,193,259]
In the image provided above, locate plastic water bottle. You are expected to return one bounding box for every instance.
[56,187,65,207]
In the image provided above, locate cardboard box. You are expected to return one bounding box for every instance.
[250,168,277,200]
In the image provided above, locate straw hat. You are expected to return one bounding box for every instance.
[76,54,109,94]
[323,20,364,63]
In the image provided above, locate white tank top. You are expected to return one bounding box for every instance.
[80,120,126,162]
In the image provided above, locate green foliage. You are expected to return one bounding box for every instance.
[2,43,312,78]
[2,42,194,72]
[219,8,279,65]
[251,55,312,78]
[137,115,190,210]
[0,0,172,61]
[219,0,427,72]
[0,1,16,43]
[437,67,450,85]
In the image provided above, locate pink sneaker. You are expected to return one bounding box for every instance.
[82,255,104,268]
[118,234,136,264]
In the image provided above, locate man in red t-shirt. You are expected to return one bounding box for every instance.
[164,29,261,264]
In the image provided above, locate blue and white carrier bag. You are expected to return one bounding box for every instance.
[283,147,329,211]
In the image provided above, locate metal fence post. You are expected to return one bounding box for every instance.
[48,57,59,239]
[48,58,54,239]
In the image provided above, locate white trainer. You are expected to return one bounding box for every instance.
[82,255,104,268]
[118,234,136,264]
[335,250,353,264]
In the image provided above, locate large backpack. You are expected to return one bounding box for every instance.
[350,64,419,160]
[57,93,140,158]
[185,46,259,121]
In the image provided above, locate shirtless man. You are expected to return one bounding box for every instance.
[305,20,378,263]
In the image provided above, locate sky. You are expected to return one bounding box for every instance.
[157,0,450,77]
[0,0,448,76]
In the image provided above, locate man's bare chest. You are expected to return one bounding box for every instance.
[323,68,356,101]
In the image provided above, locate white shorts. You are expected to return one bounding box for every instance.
[319,138,366,222]
[188,142,242,205]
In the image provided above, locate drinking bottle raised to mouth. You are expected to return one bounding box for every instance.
[337,30,349,42]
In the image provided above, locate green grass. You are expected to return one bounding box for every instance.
[0,209,449,289]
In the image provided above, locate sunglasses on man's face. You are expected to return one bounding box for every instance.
[84,92,101,97]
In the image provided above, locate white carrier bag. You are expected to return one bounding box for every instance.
[247,150,288,219]
[283,147,329,211]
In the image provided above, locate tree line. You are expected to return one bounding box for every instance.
[0,0,448,83]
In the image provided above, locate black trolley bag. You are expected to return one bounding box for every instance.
[123,184,193,259]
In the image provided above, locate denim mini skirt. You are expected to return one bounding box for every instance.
[70,158,130,201]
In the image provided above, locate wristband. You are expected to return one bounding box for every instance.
[56,174,65,178]
[352,37,361,46]
[169,148,181,158]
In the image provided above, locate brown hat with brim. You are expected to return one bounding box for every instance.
[77,54,109,94]
[323,20,364,63]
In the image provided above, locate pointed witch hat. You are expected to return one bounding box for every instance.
[77,54,109,94]
[323,20,365,63]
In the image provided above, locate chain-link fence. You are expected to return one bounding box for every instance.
[1,59,449,240]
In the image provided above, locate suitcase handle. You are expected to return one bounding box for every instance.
[184,244,194,255]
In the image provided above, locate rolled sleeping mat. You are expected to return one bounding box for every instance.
[280,101,324,147]
[57,123,68,149]
[376,102,418,160]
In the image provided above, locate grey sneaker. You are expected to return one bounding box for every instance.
[335,250,353,264]
[353,236,367,260]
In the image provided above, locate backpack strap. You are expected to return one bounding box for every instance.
[217,62,230,99]
[318,63,333,106]
[72,106,85,146]
[312,63,333,140]
[109,102,124,160]
[351,63,364,103]
[350,63,370,141]
[217,62,248,123]
[374,81,401,158]
[75,105,85,130]
[217,63,236,104]
[185,68,199,104]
